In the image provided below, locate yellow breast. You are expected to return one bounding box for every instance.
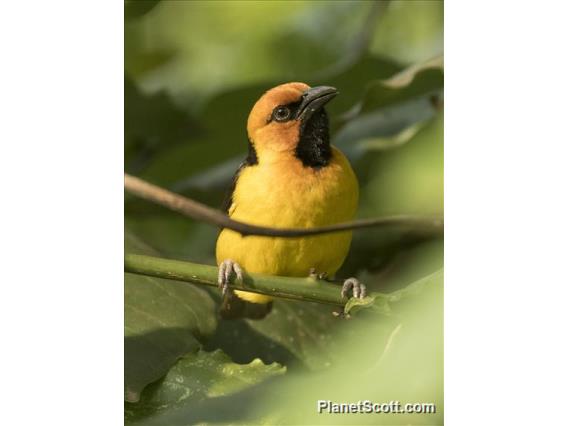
[216,146,358,302]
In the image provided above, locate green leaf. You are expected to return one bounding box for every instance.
[124,231,217,402]
[242,297,395,371]
[332,58,442,159]
[352,120,426,153]
[244,301,342,370]
[343,294,390,315]
[125,349,285,423]
[346,55,443,120]
[382,55,443,88]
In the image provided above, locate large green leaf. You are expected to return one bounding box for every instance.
[125,349,285,423]
[245,301,349,370]
[124,232,217,402]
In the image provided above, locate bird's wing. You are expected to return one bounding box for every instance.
[221,140,258,215]
[221,160,247,214]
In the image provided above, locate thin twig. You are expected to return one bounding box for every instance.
[124,173,443,238]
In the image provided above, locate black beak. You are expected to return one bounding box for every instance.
[296,86,338,122]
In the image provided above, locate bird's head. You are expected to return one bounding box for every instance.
[246,82,338,167]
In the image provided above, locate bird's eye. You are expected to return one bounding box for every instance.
[272,106,291,122]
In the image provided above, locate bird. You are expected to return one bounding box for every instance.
[216,82,365,319]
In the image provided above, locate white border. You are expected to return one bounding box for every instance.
[0,1,123,424]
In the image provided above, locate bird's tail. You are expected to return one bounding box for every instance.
[220,290,273,320]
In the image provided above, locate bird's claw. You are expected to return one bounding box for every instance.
[308,268,328,280]
[218,259,243,295]
[341,277,366,299]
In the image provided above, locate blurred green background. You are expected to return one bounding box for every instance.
[124,1,444,424]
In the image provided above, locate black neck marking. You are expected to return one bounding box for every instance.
[294,108,332,169]
[245,138,258,165]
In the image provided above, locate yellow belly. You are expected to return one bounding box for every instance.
[216,146,358,303]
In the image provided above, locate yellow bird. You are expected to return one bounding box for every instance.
[216,82,365,319]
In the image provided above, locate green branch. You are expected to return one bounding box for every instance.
[125,253,346,306]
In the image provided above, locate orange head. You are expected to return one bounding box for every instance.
[246,82,338,168]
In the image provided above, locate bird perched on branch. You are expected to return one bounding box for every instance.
[216,82,365,319]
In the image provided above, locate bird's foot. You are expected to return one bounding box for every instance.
[341,277,366,300]
[218,259,244,295]
[308,267,328,280]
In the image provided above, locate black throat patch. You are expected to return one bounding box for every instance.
[295,108,332,169]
